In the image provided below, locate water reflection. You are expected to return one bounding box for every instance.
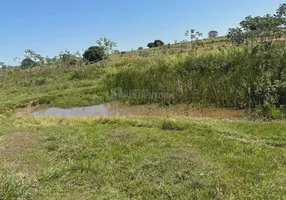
[31,102,245,119]
[31,104,111,117]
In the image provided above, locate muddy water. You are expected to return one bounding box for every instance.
[30,102,245,119]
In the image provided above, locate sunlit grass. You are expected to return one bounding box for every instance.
[0,116,286,199]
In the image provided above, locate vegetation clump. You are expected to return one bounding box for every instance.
[83,46,105,62]
[147,40,164,48]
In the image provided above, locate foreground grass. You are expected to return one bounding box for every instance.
[0,116,286,199]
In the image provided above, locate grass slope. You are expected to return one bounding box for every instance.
[1,116,286,199]
[0,64,109,114]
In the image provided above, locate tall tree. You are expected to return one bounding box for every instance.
[227,28,245,45]
[184,29,203,49]
[276,3,286,26]
[25,49,44,65]
[96,38,117,55]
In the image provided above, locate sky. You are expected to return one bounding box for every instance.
[0,0,285,65]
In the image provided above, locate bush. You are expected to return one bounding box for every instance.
[147,43,155,48]
[154,40,164,47]
[138,47,143,50]
[147,40,165,48]
[83,46,105,62]
[120,51,127,57]
[20,58,35,69]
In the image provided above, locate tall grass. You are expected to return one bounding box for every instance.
[105,43,286,118]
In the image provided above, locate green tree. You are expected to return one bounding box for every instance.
[0,62,5,69]
[83,46,105,63]
[154,40,164,47]
[147,42,155,48]
[96,38,117,55]
[276,3,286,26]
[227,28,245,45]
[239,12,282,45]
[25,49,44,65]
[147,40,164,48]
[185,29,203,49]
[21,58,35,69]
[185,29,203,41]
[2,65,7,70]
[138,47,143,50]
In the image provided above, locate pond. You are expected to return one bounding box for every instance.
[30,102,245,119]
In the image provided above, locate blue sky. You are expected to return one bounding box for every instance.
[0,0,285,65]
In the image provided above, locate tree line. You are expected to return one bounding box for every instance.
[1,4,286,70]
[227,4,286,45]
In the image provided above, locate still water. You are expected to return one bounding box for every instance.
[31,102,245,119]
[31,104,111,117]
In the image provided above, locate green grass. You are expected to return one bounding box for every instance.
[0,64,110,113]
[0,116,286,199]
[1,32,286,200]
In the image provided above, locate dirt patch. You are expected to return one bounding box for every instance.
[15,105,44,117]
[170,148,204,164]
[224,135,264,144]
[0,132,38,154]
[107,130,134,142]
[223,135,286,149]
[0,132,40,173]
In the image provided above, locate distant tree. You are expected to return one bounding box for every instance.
[185,29,203,49]
[147,42,155,48]
[21,58,35,69]
[138,47,143,50]
[2,65,7,70]
[227,28,245,45]
[25,49,44,65]
[147,40,164,48]
[120,51,127,57]
[276,3,286,26]
[154,40,164,47]
[113,50,120,54]
[58,50,82,66]
[59,51,72,66]
[185,29,203,42]
[96,38,117,55]
[0,62,5,69]
[83,46,105,62]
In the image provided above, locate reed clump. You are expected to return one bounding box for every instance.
[105,43,286,119]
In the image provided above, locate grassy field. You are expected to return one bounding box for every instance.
[1,35,286,199]
[1,116,286,199]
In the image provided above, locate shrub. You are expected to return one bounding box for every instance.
[147,43,155,48]
[20,58,35,69]
[83,46,105,62]
[154,40,164,47]
[147,40,165,48]
[120,51,127,57]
